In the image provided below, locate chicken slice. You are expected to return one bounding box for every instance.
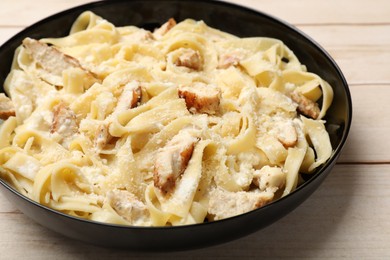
[275,120,298,148]
[154,131,198,195]
[0,94,15,120]
[208,188,274,220]
[22,37,97,87]
[107,190,150,225]
[217,50,245,69]
[290,90,321,119]
[94,123,112,151]
[175,48,202,71]
[114,81,142,113]
[178,82,220,114]
[131,29,155,41]
[50,102,78,138]
[153,18,176,38]
[252,166,285,193]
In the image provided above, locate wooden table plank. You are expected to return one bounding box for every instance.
[0,27,23,44]
[298,25,390,84]
[0,164,389,259]
[0,0,92,27]
[0,0,389,259]
[1,0,390,26]
[299,25,390,47]
[339,84,390,163]
[225,0,390,25]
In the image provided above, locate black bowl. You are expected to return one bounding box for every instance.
[0,0,352,251]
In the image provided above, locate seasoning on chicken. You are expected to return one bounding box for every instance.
[217,50,245,69]
[153,18,177,39]
[22,37,97,87]
[114,81,143,114]
[154,131,198,194]
[178,82,220,114]
[275,120,298,148]
[107,190,150,225]
[175,48,202,71]
[208,188,274,220]
[50,102,78,138]
[94,123,112,151]
[0,94,15,120]
[290,90,321,119]
[252,165,285,193]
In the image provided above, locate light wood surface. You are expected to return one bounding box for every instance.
[0,0,389,259]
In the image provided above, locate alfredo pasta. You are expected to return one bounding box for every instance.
[0,12,333,226]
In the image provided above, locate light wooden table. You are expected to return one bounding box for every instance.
[0,0,389,259]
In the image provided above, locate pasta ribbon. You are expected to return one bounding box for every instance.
[155,140,212,221]
[0,11,334,226]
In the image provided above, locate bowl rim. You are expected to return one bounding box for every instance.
[0,0,352,231]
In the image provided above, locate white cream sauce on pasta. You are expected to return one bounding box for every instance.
[0,11,333,226]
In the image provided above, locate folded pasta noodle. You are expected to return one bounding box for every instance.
[0,11,334,226]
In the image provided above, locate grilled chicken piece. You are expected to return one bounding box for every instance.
[22,37,96,87]
[217,51,245,69]
[153,18,177,38]
[114,81,142,113]
[154,131,198,194]
[94,123,112,151]
[252,166,285,192]
[208,188,274,220]
[175,48,202,71]
[139,30,155,41]
[50,102,78,138]
[0,94,15,120]
[290,90,321,119]
[178,82,220,114]
[275,120,297,148]
[107,190,150,225]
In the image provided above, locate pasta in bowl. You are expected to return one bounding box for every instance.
[0,0,351,250]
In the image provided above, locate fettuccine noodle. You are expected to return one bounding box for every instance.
[0,12,333,226]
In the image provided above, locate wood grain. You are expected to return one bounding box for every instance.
[1,0,390,26]
[1,165,389,259]
[0,0,389,259]
[339,84,390,163]
[298,25,390,84]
